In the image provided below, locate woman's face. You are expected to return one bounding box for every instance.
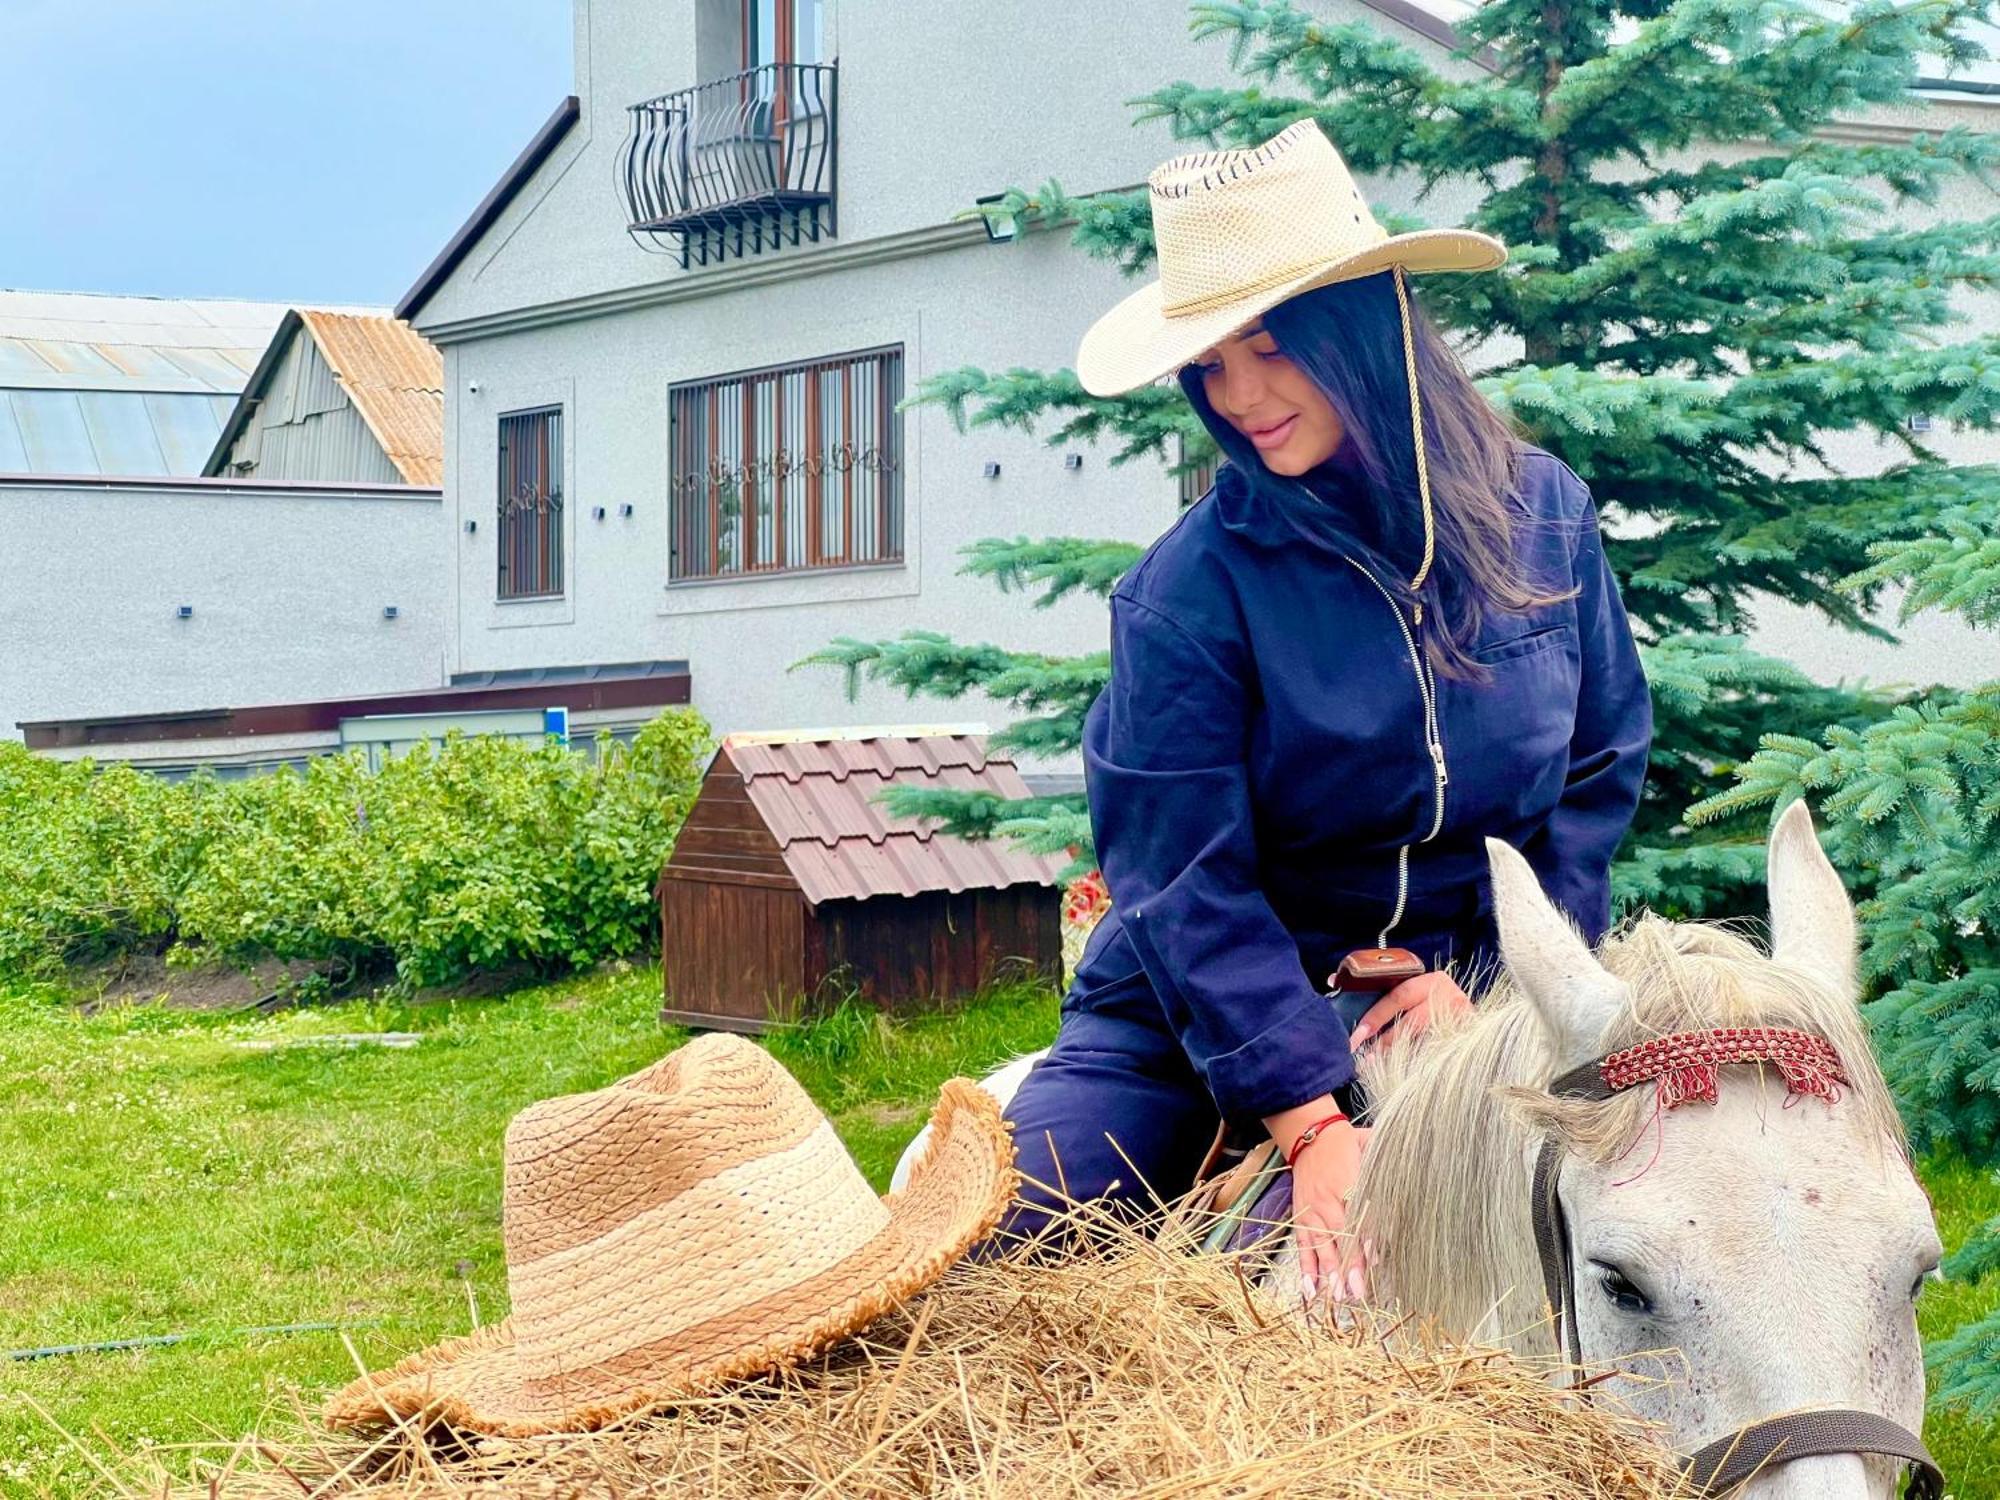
[1193,320,1344,476]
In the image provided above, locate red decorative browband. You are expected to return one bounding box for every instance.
[1599,1027,1848,1110]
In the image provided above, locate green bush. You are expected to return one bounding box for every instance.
[0,710,711,988]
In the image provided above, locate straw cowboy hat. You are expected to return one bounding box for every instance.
[1075,119,1507,398]
[325,1034,1016,1436]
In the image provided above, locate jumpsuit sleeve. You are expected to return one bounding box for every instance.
[1526,493,1653,944]
[1084,591,1354,1121]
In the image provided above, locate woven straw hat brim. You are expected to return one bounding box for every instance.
[323,1078,1015,1437]
[1076,227,1506,398]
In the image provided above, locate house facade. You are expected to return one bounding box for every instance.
[406,0,2000,752]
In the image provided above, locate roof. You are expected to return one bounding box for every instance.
[397,96,581,325]
[205,309,444,485]
[0,289,286,477]
[21,658,689,746]
[690,733,1066,906]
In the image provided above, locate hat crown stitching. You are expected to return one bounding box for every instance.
[1147,121,1391,317]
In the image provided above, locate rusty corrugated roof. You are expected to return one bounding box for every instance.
[722,732,1066,905]
[296,310,443,486]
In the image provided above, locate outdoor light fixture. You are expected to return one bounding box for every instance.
[592,505,607,520]
[982,461,1001,479]
[464,518,478,534]
[382,606,400,620]
[620,503,635,517]
[175,604,193,620]
[1064,453,1083,470]
[974,192,1019,243]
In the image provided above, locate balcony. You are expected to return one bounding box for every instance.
[619,62,837,269]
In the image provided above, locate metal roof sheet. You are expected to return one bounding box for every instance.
[0,289,377,477]
[296,311,444,486]
[718,732,1066,905]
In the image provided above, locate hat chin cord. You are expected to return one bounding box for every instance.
[1391,265,1438,624]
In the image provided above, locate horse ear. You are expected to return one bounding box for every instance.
[1767,799,1857,998]
[1486,838,1630,1067]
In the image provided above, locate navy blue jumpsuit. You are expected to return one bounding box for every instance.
[1000,442,1653,1234]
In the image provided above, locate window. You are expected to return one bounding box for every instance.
[1177,434,1218,509]
[669,346,904,583]
[498,406,563,600]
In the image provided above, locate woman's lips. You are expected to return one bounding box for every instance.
[1246,413,1298,451]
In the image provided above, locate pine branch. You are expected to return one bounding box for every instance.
[1847,499,2000,627]
[958,536,1149,606]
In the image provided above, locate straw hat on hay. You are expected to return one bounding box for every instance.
[1075,118,1507,398]
[324,1033,1016,1436]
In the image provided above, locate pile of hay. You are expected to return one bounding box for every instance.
[138,1231,1684,1499]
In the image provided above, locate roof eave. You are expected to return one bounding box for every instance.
[395,95,582,325]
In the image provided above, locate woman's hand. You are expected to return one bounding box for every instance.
[1263,1096,1371,1303]
[1350,970,1472,1054]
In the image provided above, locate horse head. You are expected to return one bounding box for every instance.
[1359,802,1939,1498]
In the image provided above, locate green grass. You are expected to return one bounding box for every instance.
[0,972,1991,1495]
[0,970,1056,1495]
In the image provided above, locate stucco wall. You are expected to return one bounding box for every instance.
[415,0,1480,333]
[441,228,1173,741]
[0,476,446,736]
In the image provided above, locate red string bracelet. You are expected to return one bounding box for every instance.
[1285,1110,1349,1169]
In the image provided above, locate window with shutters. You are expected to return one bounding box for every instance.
[497,406,563,600]
[668,345,904,583]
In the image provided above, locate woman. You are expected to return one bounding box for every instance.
[1000,121,1652,1301]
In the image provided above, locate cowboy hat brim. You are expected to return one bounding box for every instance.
[1076,227,1507,398]
[323,1079,1016,1437]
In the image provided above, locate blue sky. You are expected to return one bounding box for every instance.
[0,1,574,307]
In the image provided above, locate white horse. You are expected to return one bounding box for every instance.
[894,805,1941,1499]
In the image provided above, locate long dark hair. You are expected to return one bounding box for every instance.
[1177,271,1566,679]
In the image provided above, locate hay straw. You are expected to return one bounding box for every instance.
[102,1207,1689,1500]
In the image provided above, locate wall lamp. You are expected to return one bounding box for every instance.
[619,503,635,517]
[974,192,1019,243]
[175,604,193,620]
[382,606,400,620]
[464,518,478,534]
[982,461,1001,479]
[1064,453,1083,471]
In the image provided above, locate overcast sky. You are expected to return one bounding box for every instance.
[0,1,574,307]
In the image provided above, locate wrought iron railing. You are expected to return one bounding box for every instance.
[620,62,837,267]
[668,346,902,583]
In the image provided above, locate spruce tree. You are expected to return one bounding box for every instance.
[809,0,2000,1411]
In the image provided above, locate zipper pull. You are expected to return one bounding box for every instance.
[1429,740,1449,785]
[1411,600,1425,627]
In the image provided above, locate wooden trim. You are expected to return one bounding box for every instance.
[657,866,798,892]
[659,1007,791,1035]
[805,362,822,566]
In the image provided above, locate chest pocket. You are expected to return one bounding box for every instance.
[1441,619,1579,831]
[1470,622,1570,667]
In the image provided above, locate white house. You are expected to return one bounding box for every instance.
[398,0,2000,754]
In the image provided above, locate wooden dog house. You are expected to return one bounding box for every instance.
[658,730,1066,1030]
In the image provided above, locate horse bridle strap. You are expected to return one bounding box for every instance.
[1529,1028,1944,1499]
[1683,1410,1942,1498]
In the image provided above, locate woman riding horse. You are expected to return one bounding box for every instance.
[999,120,1653,1302]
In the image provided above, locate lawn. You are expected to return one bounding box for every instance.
[0,970,1992,1497]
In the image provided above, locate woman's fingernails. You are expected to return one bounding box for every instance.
[1301,1275,1317,1302]
[1351,1024,1373,1048]
[1346,1265,1368,1301]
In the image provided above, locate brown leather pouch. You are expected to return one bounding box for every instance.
[1329,946,1426,993]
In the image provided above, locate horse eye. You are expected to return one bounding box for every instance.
[1591,1262,1654,1316]
[1911,1264,1940,1303]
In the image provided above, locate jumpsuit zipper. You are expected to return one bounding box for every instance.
[1343,558,1448,948]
